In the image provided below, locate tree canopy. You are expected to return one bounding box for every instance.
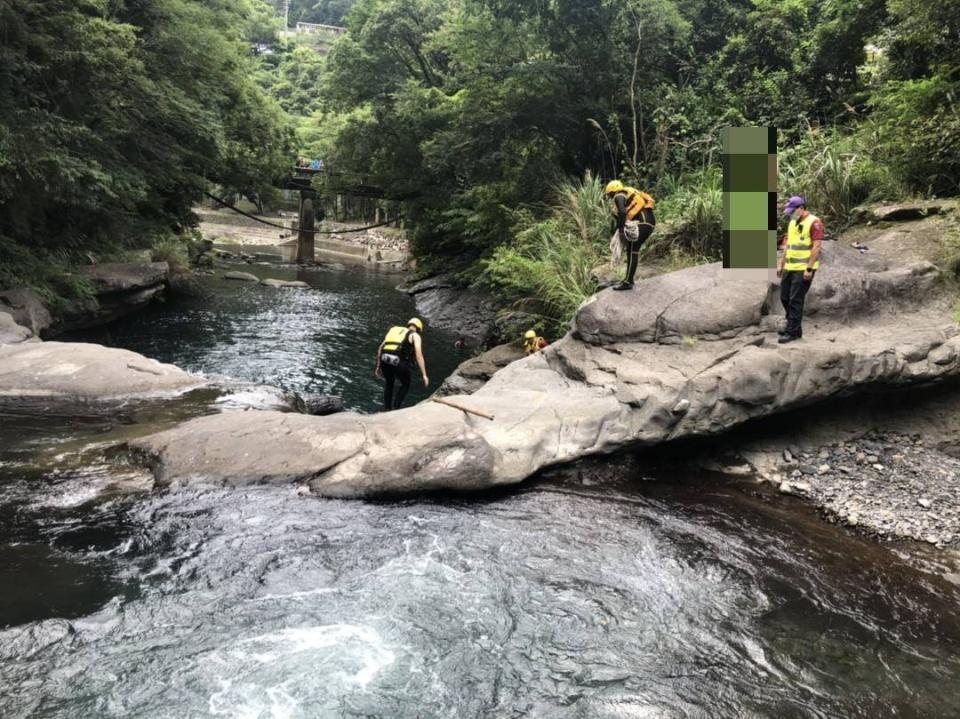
[2,0,957,298]
[308,0,957,260]
[0,0,292,289]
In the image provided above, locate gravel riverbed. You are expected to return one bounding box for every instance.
[769,432,960,548]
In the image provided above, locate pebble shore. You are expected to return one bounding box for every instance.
[769,432,960,548]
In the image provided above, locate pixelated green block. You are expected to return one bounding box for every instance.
[723,192,770,231]
[727,230,775,269]
[722,127,771,155]
[723,153,770,192]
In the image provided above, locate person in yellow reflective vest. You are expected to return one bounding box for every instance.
[604,180,656,290]
[375,318,429,410]
[776,195,824,344]
[523,329,549,354]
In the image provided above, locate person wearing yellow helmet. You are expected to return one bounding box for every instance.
[522,329,548,354]
[604,179,656,291]
[375,317,429,410]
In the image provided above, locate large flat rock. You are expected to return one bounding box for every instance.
[131,412,367,486]
[0,342,203,401]
[574,263,769,344]
[75,262,169,294]
[128,238,960,497]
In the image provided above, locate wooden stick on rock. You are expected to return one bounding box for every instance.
[430,396,495,420]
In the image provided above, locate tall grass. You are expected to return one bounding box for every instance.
[479,170,717,333]
[480,173,611,334]
[150,237,192,274]
[651,167,722,259]
[778,128,905,228]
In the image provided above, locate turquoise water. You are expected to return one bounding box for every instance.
[2,263,959,717]
[74,260,467,413]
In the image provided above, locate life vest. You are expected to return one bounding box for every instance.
[611,187,655,221]
[381,326,413,362]
[784,214,822,272]
[523,336,548,354]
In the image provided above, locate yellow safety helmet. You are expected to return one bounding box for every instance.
[604,180,624,196]
[524,330,536,340]
[407,317,424,332]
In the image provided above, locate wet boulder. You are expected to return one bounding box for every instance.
[0,342,203,406]
[260,278,310,289]
[0,312,33,345]
[0,288,52,336]
[297,393,345,415]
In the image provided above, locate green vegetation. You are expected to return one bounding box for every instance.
[300,0,958,325]
[2,0,958,330]
[480,174,611,332]
[0,0,292,299]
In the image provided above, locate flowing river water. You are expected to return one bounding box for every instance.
[2,261,960,718]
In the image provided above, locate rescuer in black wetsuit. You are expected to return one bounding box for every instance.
[604,180,656,290]
[374,318,429,411]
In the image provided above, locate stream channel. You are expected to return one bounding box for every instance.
[1,259,959,718]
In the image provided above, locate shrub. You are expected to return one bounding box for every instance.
[150,236,192,274]
[480,174,610,334]
[867,75,960,197]
[651,167,723,259]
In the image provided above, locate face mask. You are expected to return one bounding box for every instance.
[791,210,801,222]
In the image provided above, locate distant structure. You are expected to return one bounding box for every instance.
[295,22,346,36]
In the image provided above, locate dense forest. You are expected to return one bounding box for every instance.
[0,0,292,296]
[2,0,958,325]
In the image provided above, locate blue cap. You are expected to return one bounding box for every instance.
[783,195,806,216]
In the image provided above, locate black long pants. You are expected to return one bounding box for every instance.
[382,362,411,411]
[780,269,815,337]
[623,210,656,283]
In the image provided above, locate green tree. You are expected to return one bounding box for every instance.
[0,0,292,290]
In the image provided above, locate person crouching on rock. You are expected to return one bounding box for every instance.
[375,318,429,411]
[604,180,656,291]
[776,195,824,344]
[523,329,548,354]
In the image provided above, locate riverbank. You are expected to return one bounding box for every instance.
[196,208,409,269]
[4,208,960,560]
[0,261,172,340]
[776,432,960,548]
[672,410,960,552]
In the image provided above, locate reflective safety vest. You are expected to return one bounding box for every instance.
[381,326,413,361]
[784,213,822,272]
[611,187,655,221]
[523,336,548,354]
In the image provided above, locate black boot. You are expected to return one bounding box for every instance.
[613,281,634,291]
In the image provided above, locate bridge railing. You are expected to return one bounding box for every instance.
[295,22,346,36]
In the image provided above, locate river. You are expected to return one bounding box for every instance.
[75,254,466,413]
[1,262,959,718]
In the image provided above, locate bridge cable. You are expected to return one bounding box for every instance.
[202,191,402,236]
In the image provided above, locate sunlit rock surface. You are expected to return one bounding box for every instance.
[130,241,960,496]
